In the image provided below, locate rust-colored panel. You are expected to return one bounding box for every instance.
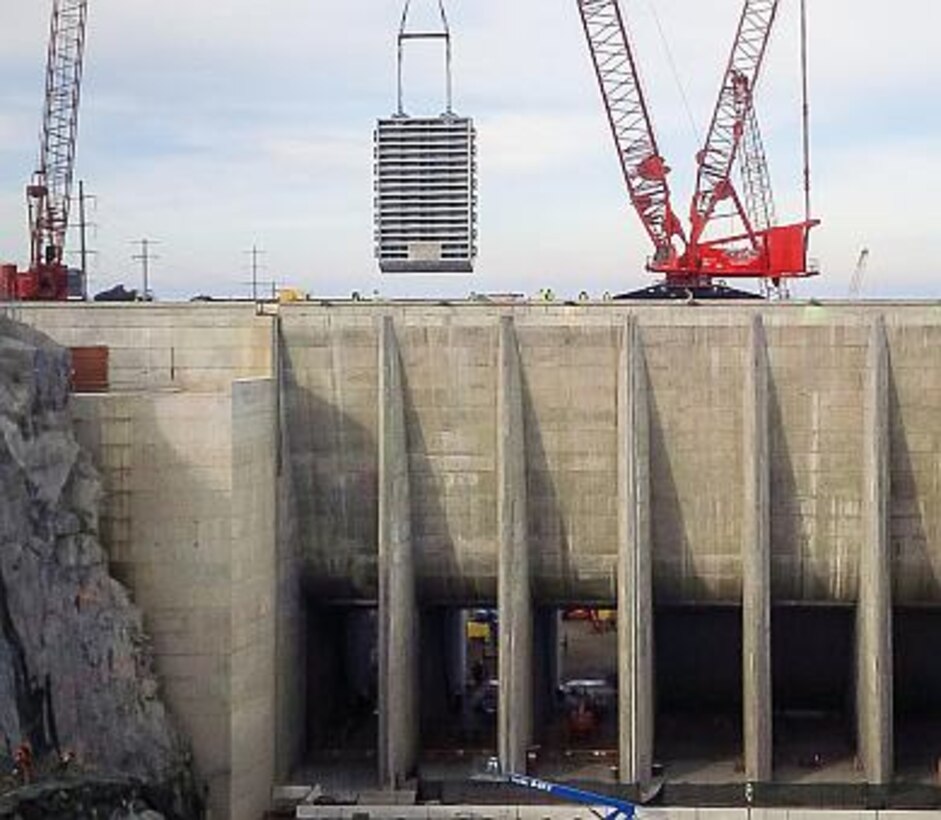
[70,346,109,393]
[0,264,16,301]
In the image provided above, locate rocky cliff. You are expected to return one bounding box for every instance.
[0,317,201,818]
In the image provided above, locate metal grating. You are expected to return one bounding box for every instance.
[374,116,477,274]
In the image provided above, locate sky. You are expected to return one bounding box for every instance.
[1,0,939,301]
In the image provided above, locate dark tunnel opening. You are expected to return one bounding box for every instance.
[534,607,618,759]
[654,605,743,782]
[419,607,498,759]
[895,607,941,781]
[304,604,378,781]
[772,604,857,781]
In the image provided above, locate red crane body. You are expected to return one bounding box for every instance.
[577,0,818,289]
[2,0,88,301]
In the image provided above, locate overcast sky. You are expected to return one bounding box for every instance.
[1,0,939,300]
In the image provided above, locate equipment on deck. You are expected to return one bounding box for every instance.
[505,773,637,820]
[577,0,818,294]
[2,0,88,301]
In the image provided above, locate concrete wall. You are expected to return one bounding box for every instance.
[18,300,941,799]
[17,303,273,391]
[27,300,941,607]
[230,379,278,820]
[279,302,941,606]
[72,378,277,820]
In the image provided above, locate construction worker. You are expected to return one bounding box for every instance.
[12,742,33,785]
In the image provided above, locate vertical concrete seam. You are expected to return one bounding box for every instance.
[743,314,773,782]
[617,317,653,787]
[858,314,893,784]
[378,315,418,787]
[497,316,532,773]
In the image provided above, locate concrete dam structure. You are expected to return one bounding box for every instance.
[10,301,941,819]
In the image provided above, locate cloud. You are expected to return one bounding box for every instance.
[0,0,939,300]
[261,132,370,175]
[478,112,602,174]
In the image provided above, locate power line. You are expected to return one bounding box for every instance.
[644,0,700,144]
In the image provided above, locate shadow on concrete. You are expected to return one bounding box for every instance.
[277,334,380,780]
[280,338,379,603]
[767,366,859,781]
[397,343,499,756]
[641,361,747,779]
[767,368,801,601]
[893,607,941,782]
[518,367,577,748]
[654,605,744,783]
[400,365,464,602]
[647,387,691,602]
[772,604,858,783]
[519,367,574,605]
[304,606,378,756]
[886,364,941,781]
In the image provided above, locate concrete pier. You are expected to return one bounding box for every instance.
[378,317,419,788]
[617,319,654,787]
[857,316,893,784]
[742,316,772,782]
[498,317,533,774]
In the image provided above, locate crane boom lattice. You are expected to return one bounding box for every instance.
[577,0,683,264]
[690,0,779,242]
[577,0,818,288]
[739,106,776,233]
[27,0,88,297]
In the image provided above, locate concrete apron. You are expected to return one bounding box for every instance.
[296,807,940,820]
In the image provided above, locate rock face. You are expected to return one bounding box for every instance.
[0,318,200,817]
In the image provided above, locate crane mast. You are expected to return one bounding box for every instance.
[22,0,88,300]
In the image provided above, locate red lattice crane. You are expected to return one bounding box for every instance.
[577,0,818,292]
[2,0,88,301]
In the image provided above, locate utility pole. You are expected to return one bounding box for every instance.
[244,244,266,302]
[131,238,159,301]
[75,180,96,299]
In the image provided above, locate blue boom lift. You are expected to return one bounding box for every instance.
[504,773,637,820]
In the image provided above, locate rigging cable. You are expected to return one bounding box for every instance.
[800,0,812,223]
[640,0,700,143]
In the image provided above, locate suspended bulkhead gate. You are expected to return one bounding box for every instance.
[374,0,478,273]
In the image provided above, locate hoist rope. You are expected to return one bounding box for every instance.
[641,0,700,144]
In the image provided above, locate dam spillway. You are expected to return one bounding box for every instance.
[10,300,941,819]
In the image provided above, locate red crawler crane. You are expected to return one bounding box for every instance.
[577,0,818,294]
[2,0,89,301]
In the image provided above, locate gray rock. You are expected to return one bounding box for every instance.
[0,318,199,816]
